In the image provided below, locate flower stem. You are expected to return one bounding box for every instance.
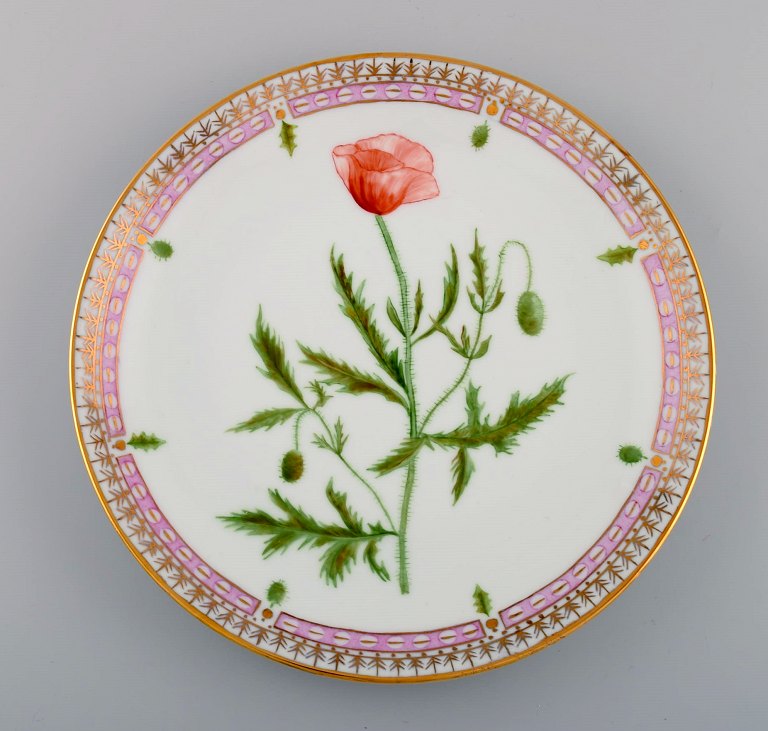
[420,310,485,432]
[420,239,534,432]
[375,214,419,594]
[375,215,418,436]
[309,407,396,532]
[397,458,417,594]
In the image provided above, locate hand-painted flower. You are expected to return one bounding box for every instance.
[332,134,439,215]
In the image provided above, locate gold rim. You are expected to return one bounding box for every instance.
[69,52,716,683]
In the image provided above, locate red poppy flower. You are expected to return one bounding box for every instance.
[332,134,439,215]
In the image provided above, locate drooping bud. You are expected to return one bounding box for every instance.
[516,290,545,336]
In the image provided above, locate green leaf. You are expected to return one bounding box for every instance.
[370,437,428,475]
[414,245,459,343]
[308,380,330,407]
[386,297,405,336]
[430,376,569,454]
[412,281,424,334]
[597,245,638,266]
[149,239,173,260]
[229,407,303,433]
[465,382,484,428]
[250,308,305,404]
[127,432,166,451]
[219,483,395,586]
[299,345,407,408]
[266,579,287,606]
[312,417,348,455]
[330,251,405,388]
[470,122,490,150]
[432,320,464,355]
[469,230,490,309]
[279,120,298,156]
[473,584,492,615]
[486,286,505,313]
[473,335,492,359]
[451,448,475,503]
[617,444,646,464]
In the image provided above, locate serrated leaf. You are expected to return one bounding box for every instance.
[308,380,330,407]
[127,432,166,451]
[299,345,407,408]
[465,382,484,427]
[412,281,424,334]
[414,245,459,343]
[266,580,287,606]
[312,417,348,456]
[473,584,492,615]
[386,297,405,335]
[219,483,395,586]
[597,245,638,266]
[331,251,406,388]
[430,376,569,454]
[229,407,303,433]
[279,120,298,156]
[469,230,490,308]
[370,437,428,475]
[451,448,475,503]
[251,308,305,404]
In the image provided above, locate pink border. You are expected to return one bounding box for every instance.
[275,613,485,651]
[117,455,260,614]
[643,253,683,455]
[499,467,661,627]
[102,244,143,438]
[288,82,482,117]
[500,109,644,238]
[140,110,274,235]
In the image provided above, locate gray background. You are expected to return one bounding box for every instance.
[1,0,766,728]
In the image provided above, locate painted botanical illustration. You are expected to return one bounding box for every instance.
[221,134,569,595]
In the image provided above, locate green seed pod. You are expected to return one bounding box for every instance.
[266,579,287,606]
[470,122,490,149]
[516,290,545,336]
[617,445,645,465]
[280,450,304,482]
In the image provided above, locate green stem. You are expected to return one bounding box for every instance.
[292,410,309,450]
[375,215,418,436]
[420,240,534,433]
[397,458,417,594]
[375,215,418,594]
[420,310,485,432]
[494,240,533,294]
[309,407,396,532]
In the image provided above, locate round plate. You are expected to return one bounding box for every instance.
[70,53,714,682]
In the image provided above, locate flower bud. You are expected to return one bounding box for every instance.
[516,290,544,336]
[280,450,304,483]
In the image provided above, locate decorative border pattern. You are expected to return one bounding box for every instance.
[275,614,485,652]
[288,82,482,117]
[117,455,259,614]
[643,253,683,455]
[70,54,714,681]
[500,109,644,237]
[102,245,143,438]
[141,111,273,234]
